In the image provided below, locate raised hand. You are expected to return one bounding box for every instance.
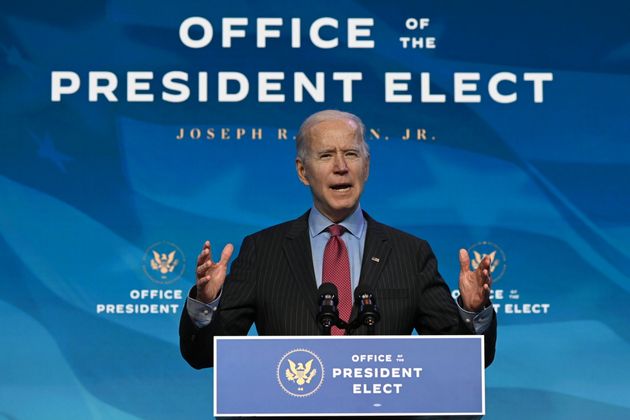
[458,249,492,312]
[195,240,234,303]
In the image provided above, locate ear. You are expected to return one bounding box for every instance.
[296,158,310,186]
[363,155,370,182]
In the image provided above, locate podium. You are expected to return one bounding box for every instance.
[214,336,484,417]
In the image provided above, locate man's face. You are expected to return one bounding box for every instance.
[296,118,370,222]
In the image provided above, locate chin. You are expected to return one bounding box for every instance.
[330,202,359,216]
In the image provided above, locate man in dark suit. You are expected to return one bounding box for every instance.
[180,110,496,369]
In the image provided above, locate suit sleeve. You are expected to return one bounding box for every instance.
[179,235,258,369]
[413,240,497,367]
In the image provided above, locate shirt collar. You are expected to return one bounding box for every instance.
[308,204,365,239]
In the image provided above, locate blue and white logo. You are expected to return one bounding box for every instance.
[468,241,507,283]
[142,241,186,284]
[276,348,325,397]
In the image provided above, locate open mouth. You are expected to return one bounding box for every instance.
[330,183,352,192]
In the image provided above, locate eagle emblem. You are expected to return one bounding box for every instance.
[143,241,186,284]
[285,359,317,390]
[150,250,179,275]
[467,241,507,283]
[277,349,324,397]
[471,250,499,273]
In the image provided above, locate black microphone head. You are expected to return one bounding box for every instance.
[319,282,338,296]
[317,282,339,330]
[354,288,374,303]
[354,288,380,326]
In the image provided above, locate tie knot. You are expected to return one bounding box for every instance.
[327,224,345,237]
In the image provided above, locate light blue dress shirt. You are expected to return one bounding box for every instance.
[308,205,366,296]
[187,205,493,333]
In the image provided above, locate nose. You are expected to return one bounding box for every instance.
[333,153,349,173]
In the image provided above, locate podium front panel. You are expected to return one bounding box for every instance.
[214,335,484,417]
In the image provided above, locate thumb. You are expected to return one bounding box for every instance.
[458,249,470,273]
[219,243,234,266]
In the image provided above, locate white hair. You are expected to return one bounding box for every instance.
[295,110,369,161]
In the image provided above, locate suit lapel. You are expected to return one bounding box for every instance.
[357,212,392,296]
[281,210,392,323]
[283,211,319,319]
[348,212,391,330]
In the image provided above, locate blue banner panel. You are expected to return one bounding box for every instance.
[1,0,630,419]
[215,336,483,416]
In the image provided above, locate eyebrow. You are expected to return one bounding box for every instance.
[315,147,360,154]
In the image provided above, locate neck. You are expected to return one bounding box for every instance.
[314,204,358,224]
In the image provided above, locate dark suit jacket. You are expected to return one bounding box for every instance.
[179,211,496,369]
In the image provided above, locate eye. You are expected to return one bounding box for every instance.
[345,151,360,158]
[319,153,332,159]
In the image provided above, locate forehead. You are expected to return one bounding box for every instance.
[307,118,360,149]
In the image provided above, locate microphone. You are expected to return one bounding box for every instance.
[317,283,339,333]
[355,289,381,330]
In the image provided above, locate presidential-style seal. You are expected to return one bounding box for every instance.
[468,241,507,283]
[143,241,186,284]
[276,348,325,397]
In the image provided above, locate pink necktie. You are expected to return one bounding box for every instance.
[322,224,352,335]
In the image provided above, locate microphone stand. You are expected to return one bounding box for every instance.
[318,286,381,336]
[317,286,339,336]
[352,291,381,335]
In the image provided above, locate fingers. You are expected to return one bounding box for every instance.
[195,241,210,280]
[197,241,212,265]
[481,255,493,279]
[196,260,211,278]
[485,268,493,288]
[195,241,215,282]
[195,241,233,282]
[481,265,493,298]
[196,274,211,287]
[458,249,470,273]
[482,255,492,270]
[196,249,206,266]
[219,243,234,266]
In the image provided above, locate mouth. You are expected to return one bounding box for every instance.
[330,183,353,192]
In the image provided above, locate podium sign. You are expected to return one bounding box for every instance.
[214,336,484,417]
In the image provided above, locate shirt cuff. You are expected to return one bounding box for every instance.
[186,292,221,328]
[456,297,493,334]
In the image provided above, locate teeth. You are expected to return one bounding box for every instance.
[332,186,351,192]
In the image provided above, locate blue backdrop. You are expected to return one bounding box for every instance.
[1,1,629,418]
